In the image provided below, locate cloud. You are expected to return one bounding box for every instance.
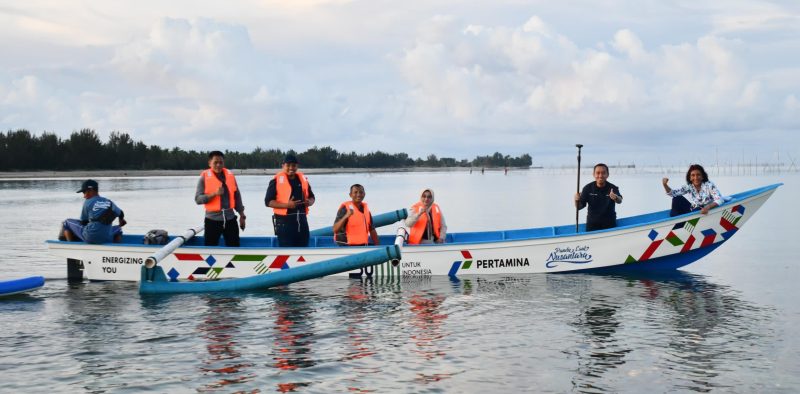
[612,29,646,62]
[393,13,799,158]
[101,18,314,146]
[711,7,800,35]
[0,2,798,163]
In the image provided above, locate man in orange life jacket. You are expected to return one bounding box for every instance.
[265,154,316,247]
[405,188,447,244]
[195,151,246,246]
[332,184,380,246]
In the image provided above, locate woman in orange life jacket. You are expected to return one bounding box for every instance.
[265,154,316,247]
[405,188,447,244]
[195,151,246,246]
[332,184,380,246]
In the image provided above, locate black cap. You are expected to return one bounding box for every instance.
[77,179,98,193]
[283,154,299,164]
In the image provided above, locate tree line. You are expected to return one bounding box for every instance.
[0,129,532,171]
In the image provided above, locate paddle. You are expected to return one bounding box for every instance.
[575,144,583,233]
[144,225,204,268]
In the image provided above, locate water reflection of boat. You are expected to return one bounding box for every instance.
[47,184,780,281]
[558,271,768,393]
[195,296,255,391]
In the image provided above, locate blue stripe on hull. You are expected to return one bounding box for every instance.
[576,242,724,274]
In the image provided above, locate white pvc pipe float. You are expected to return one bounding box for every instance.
[144,226,204,268]
[391,226,408,266]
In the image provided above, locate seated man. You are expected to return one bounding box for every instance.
[62,179,127,244]
[332,184,379,246]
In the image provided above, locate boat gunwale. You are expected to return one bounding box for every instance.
[45,183,782,250]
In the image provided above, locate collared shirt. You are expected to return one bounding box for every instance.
[578,181,621,225]
[194,171,245,221]
[80,195,123,243]
[667,181,724,208]
[264,176,315,216]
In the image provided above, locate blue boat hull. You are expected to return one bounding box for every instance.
[578,242,723,274]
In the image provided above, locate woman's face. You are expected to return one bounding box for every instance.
[689,169,704,187]
[420,191,433,206]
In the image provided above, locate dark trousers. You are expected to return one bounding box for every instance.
[670,196,700,217]
[205,217,240,247]
[273,214,309,247]
[586,218,616,232]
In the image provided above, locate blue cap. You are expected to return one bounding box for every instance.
[283,154,299,164]
[77,179,98,193]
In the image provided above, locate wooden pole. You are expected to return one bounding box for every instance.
[575,144,583,233]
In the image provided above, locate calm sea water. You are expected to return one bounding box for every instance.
[0,170,797,393]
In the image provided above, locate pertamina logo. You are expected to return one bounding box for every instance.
[449,250,530,276]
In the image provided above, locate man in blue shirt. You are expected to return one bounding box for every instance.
[62,179,127,244]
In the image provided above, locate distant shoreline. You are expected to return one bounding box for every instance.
[0,167,531,179]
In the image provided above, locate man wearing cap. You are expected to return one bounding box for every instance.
[265,154,315,247]
[195,151,246,246]
[62,179,127,244]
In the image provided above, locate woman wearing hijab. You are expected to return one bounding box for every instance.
[405,188,447,244]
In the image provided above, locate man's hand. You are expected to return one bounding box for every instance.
[609,189,620,203]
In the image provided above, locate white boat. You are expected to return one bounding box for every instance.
[46,184,781,282]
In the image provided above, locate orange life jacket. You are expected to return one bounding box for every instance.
[408,202,441,244]
[272,171,309,215]
[202,168,237,212]
[338,201,372,245]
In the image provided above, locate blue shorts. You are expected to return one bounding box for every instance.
[62,219,122,242]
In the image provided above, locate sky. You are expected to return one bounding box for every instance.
[1,0,798,165]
